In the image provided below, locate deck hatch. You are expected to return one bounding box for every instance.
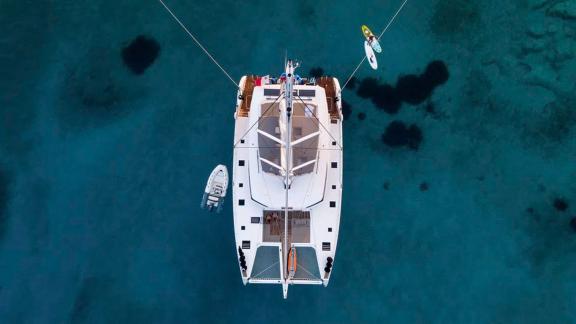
[251,217,260,224]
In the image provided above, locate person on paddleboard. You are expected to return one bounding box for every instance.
[362,25,382,53]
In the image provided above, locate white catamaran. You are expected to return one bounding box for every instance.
[232,60,343,298]
[157,0,409,299]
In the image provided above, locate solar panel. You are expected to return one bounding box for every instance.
[263,88,280,96]
[298,89,316,97]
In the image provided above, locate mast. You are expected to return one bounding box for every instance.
[280,59,297,299]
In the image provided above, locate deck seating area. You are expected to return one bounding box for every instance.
[262,210,311,244]
[237,76,339,120]
[238,75,257,117]
[316,77,341,121]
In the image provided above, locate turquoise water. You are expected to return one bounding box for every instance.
[1,0,576,323]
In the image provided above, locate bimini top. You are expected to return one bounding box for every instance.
[257,101,319,177]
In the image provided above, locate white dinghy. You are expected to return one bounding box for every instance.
[201,165,229,213]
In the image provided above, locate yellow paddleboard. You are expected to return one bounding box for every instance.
[361,25,382,53]
[362,25,375,38]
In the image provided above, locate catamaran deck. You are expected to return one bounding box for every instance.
[232,68,343,298]
[238,75,256,117]
[316,77,340,121]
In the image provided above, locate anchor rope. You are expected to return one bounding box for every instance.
[157,0,240,88]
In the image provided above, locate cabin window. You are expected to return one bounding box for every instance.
[330,201,336,208]
[239,199,245,206]
[242,240,251,249]
[239,160,245,166]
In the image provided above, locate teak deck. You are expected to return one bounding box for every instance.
[262,210,311,244]
[238,76,340,121]
[316,77,341,121]
[238,75,256,117]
